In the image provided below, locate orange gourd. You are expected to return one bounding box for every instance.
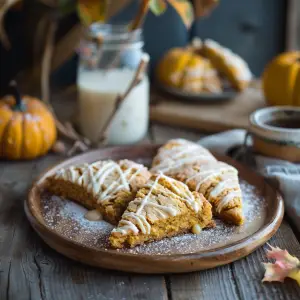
[263,52,300,106]
[0,84,57,160]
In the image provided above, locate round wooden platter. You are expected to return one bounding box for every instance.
[25,144,284,274]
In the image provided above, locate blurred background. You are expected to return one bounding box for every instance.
[0,0,297,93]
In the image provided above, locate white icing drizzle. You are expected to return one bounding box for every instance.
[112,173,200,236]
[210,177,238,198]
[116,219,139,235]
[216,190,241,214]
[151,141,215,174]
[53,159,147,203]
[160,174,199,212]
[191,166,236,192]
[152,139,242,214]
[204,39,252,82]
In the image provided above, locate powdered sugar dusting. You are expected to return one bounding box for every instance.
[41,179,267,255]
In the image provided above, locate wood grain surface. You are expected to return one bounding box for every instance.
[150,86,266,133]
[0,91,299,299]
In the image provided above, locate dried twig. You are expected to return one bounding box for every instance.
[0,0,21,48]
[129,0,151,31]
[21,24,84,93]
[41,19,91,155]
[41,20,57,106]
[97,53,149,145]
[67,140,89,157]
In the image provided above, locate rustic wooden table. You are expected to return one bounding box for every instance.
[0,92,300,300]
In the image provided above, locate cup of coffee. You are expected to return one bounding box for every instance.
[249,106,300,162]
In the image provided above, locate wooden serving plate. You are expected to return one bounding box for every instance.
[25,145,284,274]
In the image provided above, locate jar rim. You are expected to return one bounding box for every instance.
[88,23,142,42]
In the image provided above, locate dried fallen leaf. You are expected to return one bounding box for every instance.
[262,245,300,286]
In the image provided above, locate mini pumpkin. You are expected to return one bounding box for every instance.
[0,84,57,160]
[263,52,300,106]
[156,47,222,93]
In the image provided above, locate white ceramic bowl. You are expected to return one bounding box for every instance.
[249,106,300,161]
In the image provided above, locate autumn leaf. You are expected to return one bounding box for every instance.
[149,0,167,16]
[167,0,194,28]
[262,245,300,286]
[77,0,107,26]
[193,0,219,18]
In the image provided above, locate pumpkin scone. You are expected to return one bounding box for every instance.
[110,173,212,248]
[46,159,151,224]
[202,39,252,91]
[151,139,244,225]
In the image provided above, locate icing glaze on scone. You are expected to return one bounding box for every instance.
[53,159,149,203]
[110,173,213,248]
[112,173,200,236]
[151,139,244,225]
[204,39,252,82]
[47,159,151,225]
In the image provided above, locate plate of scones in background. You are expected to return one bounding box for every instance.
[156,39,253,102]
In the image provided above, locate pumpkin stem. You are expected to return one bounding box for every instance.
[9,81,26,112]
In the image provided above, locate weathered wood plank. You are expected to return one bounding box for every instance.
[151,123,204,144]
[167,222,300,300]
[0,155,168,300]
[231,221,300,300]
[166,265,240,300]
[0,160,43,300]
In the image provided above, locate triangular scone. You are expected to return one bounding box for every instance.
[202,39,252,91]
[46,159,151,224]
[110,174,212,248]
[151,139,244,225]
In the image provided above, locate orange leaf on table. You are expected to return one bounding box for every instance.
[262,245,300,286]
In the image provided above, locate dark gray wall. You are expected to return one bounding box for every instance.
[0,0,287,90]
[193,0,286,76]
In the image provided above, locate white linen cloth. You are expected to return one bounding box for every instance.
[198,129,300,231]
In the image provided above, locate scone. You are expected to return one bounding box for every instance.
[202,39,252,91]
[151,139,244,225]
[110,174,212,248]
[46,159,151,224]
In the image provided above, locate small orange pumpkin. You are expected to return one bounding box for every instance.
[263,52,300,106]
[0,84,57,160]
[156,47,222,93]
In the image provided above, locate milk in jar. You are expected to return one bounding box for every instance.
[77,24,149,145]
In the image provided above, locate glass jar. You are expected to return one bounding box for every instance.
[77,24,150,145]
